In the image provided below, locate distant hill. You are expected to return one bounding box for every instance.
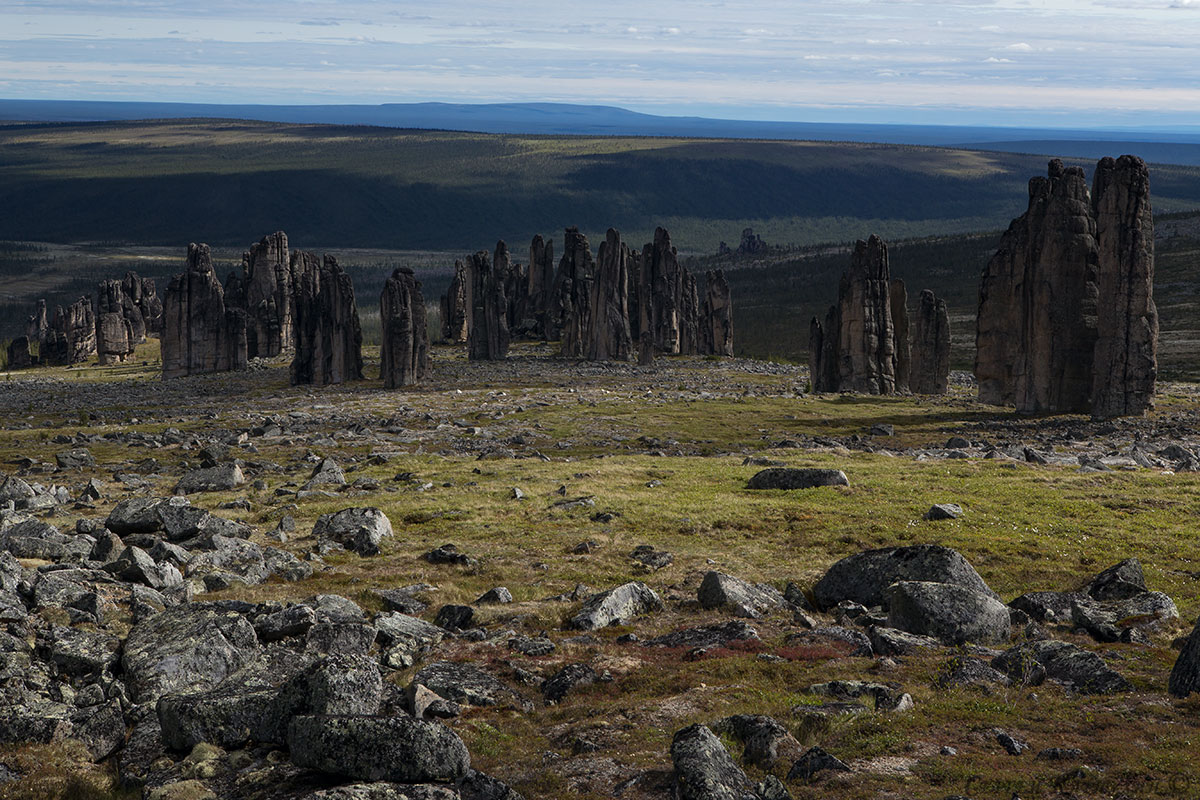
[3,119,1200,254]
[4,99,1200,165]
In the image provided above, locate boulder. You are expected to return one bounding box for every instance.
[123,604,261,702]
[992,640,1131,694]
[712,715,799,769]
[412,661,519,708]
[1085,558,1147,601]
[313,507,393,556]
[569,581,663,630]
[746,468,849,490]
[813,544,997,610]
[375,612,445,670]
[1169,616,1200,697]
[697,572,783,618]
[886,581,1011,644]
[286,714,470,783]
[542,663,599,703]
[175,463,245,495]
[1070,592,1177,642]
[644,621,759,650]
[670,723,756,800]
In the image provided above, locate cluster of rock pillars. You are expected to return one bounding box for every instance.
[8,154,1159,420]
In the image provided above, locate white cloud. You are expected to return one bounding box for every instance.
[1004,42,1034,51]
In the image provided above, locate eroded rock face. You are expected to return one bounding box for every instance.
[809,236,906,394]
[975,156,1156,417]
[528,234,557,340]
[380,268,429,388]
[97,276,146,348]
[124,271,163,335]
[162,243,248,379]
[26,299,49,348]
[6,336,32,369]
[977,160,1099,413]
[890,279,910,392]
[440,260,469,344]
[911,289,950,394]
[583,228,632,361]
[226,231,294,359]
[44,297,97,366]
[95,311,135,365]
[467,247,510,361]
[703,269,734,357]
[1091,155,1158,418]
[639,227,683,356]
[291,253,364,385]
[557,228,594,359]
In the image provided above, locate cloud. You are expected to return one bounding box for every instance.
[1004,42,1034,51]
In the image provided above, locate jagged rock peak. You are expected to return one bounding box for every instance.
[911,289,951,395]
[230,231,295,359]
[380,267,430,388]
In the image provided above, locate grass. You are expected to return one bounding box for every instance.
[5,343,1200,799]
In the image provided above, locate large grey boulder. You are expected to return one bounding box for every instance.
[886,581,1011,645]
[1085,558,1147,601]
[1071,591,1177,642]
[123,604,260,703]
[313,507,393,556]
[670,723,757,800]
[746,468,848,490]
[287,714,470,783]
[35,625,121,677]
[812,544,997,610]
[569,581,663,630]
[175,463,245,495]
[992,640,1131,694]
[106,496,191,535]
[374,612,445,669]
[1169,616,1200,697]
[697,572,783,619]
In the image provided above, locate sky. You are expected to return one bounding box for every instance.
[2,0,1200,129]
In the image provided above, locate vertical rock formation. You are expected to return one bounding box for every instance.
[496,241,531,339]
[96,277,145,364]
[737,228,768,255]
[439,260,469,344]
[1091,155,1158,417]
[641,227,683,355]
[528,234,557,340]
[975,157,1153,417]
[162,243,248,379]
[226,231,295,359]
[42,297,97,366]
[838,235,898,394]
[380,267,429,388]
[808,236,905,395]
[911,289,951,395]
[678,271,701,356]
[557,228,594,359]
[584,228,633,361]
[6,337,32,369]
[702,270,734,357]
[291,253,363,385]
[890,279,910,392]
[26,300,49,348]
[95,312,135,365]
[124,272,163,335]
[467,248,510,361]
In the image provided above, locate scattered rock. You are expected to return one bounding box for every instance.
[886,581,1011,644]
[569,581,663,630]
[746,468,849,490]
[313,507,393,556]
[813,544,998,611]
[697,572,784,618]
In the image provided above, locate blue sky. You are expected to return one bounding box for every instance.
[2,0,1199,128]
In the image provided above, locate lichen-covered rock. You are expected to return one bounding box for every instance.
[569,581,663,630]
[1169,616,1200,697]
[162,243,248,379]
[911,289,950,394]
[380,267,430,388]
[412,661,520,708]
[313,507,393,556]
[813,544,998,611]
[992,640,1131,694]
[1091,155,1157,418]
[746,468,849,490]
[291,253,364,385]
[670,723,757,800]
[174,463,245,495]
[697,572,784,619]
[287,714,470,783]
[123,603,260,703]
[885,581,1011,644]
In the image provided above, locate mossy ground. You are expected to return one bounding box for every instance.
[3,342,1200,799]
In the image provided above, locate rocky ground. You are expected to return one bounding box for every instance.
[4,345,1200,800]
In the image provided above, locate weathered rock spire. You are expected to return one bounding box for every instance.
[911,289,951,395]
[161,243,247,379]
[440,260,469,344]
[290,253,363,385]
[467,246,510,361]
[380,267,429,388]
